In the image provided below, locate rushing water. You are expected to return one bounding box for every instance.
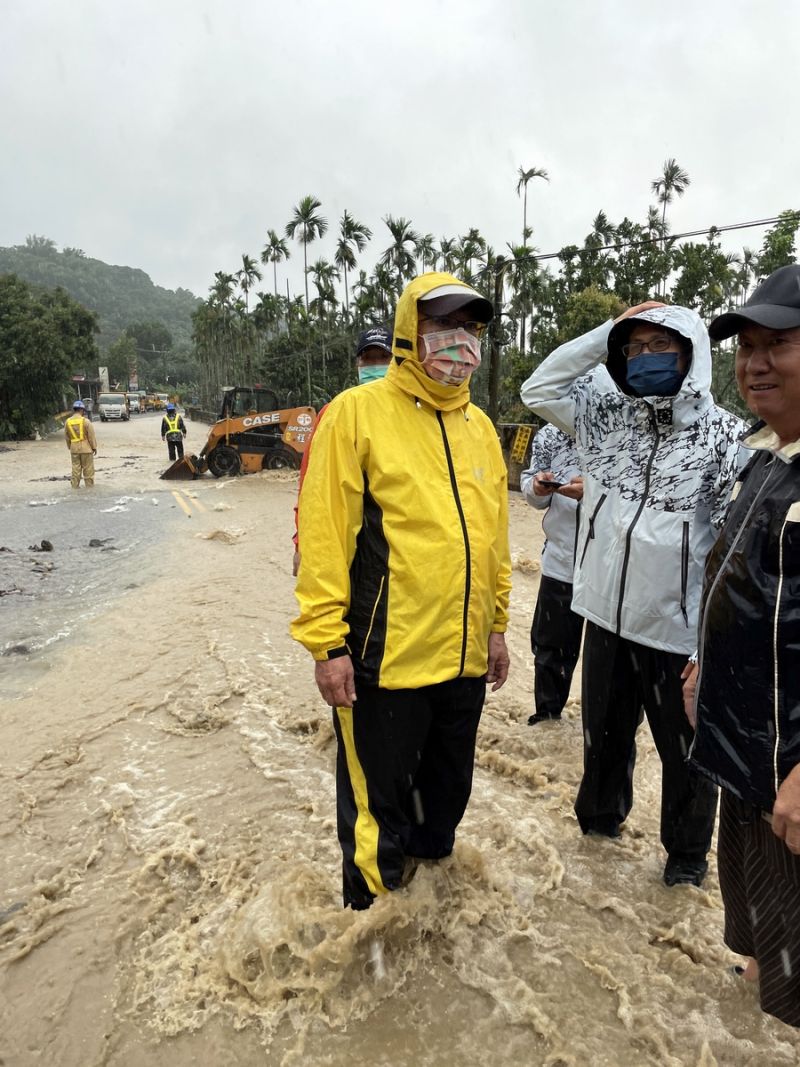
[1,423,799,1066]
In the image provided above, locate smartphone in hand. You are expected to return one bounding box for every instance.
[538,479,564,490]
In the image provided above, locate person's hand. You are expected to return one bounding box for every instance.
[772,764,800,854]
[292,550,300,577]
[533,472,557,497]
[315,656,357,708]
[556,476,584,501]
[92,449,97,455]
[486,633,509,692]
[613,300,667,323]
[681,661,698,728]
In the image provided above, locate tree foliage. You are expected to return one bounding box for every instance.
[0,274,99,438]
[0,239,199,353]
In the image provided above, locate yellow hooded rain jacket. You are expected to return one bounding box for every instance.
[291,272,511,690]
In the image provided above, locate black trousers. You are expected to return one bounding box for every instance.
[574,621,717,860]
[332,676,486,909]
[531,575,584,718]
[167,437,184,461]
[718,790,800,1027]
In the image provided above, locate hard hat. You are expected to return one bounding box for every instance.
[166,402,176,411]
[72,400,86,409]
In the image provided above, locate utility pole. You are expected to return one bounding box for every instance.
[487,255,506,427]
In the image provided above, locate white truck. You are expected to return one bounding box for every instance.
[98,392,130,421]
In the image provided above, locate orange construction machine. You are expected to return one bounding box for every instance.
[161,387,317,479]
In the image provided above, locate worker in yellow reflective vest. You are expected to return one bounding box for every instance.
[160,402,187,461]
[64,400,98,489]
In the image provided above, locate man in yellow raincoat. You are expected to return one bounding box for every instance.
[292,273,511,909]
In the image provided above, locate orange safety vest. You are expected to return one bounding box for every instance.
[66,415,85,442]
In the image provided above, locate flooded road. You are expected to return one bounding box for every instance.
[1,416,799,1066]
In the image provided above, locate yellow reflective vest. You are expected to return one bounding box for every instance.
[66,415,85,442]
[164,414,181,435]
[292,271,511,690]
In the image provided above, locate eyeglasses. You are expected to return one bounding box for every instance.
[421,314,486,336]
[621,336,674,358]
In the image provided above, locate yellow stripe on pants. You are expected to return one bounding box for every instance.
[335,706,387,897]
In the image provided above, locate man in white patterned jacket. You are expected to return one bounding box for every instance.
[521,301,745,887]
[521,423,584,725]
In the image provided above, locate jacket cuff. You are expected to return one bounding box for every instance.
[311,644,350,662]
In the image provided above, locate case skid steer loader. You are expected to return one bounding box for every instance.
[161,387,317,480]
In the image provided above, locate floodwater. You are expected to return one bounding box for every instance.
[1,417,799,1066]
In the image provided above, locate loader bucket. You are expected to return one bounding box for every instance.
[160,454,203,480]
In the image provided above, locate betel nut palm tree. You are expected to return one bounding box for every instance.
[261,229,291,300]
[286,196,328,313]
[516,165,549,245]
[236,253,261,314]
[651,158,691,294]
[335,210,372,321]
[380,216,421,293]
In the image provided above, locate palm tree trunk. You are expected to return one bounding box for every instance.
[344,264,350,321]
[303,223,310,312]
[273,261,278,300]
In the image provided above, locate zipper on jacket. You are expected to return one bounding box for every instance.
[572,501,582,569]
[690,459,779,761]
[360,576,386,660]
[578,493,607,567]
[680,521,690,627]
[436,410,471,676]
[615,420,660,635]
[772,510,794,795]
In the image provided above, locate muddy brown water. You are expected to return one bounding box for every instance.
[1,419,798,1065]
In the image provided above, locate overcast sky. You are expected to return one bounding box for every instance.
[3,0,799,301]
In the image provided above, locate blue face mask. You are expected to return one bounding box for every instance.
[358,363,389,384]
[625,352,685,397]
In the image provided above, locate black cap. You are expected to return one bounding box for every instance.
[709,264,800,341]
[356,324,393,357]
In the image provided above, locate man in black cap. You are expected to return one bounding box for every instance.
[292,324,393,574]
[687,263,800,1026]
[354,324,393,384]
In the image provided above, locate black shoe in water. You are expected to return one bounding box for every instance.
[663,857,708,887]
[527,712,562,725]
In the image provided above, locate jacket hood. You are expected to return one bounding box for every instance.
[606,305,712,398]
[387,271,483,412]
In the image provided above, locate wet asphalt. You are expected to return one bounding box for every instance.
[0,434,180,659]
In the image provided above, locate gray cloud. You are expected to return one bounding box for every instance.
[3,0,799,299]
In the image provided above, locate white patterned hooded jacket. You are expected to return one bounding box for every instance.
[520,307,745,655]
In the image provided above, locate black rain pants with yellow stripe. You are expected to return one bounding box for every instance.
[332,676,485,910]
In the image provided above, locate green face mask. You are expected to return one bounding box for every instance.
[358,364,389,384]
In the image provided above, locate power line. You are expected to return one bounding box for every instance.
[487,212,800,270]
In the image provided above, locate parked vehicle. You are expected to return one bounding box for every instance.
[98,392,130,421]
[126,392,141,413]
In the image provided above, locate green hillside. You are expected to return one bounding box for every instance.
[0,236,200,352]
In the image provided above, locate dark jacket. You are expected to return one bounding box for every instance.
[161,414,186,440]
[690,423,800,811]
